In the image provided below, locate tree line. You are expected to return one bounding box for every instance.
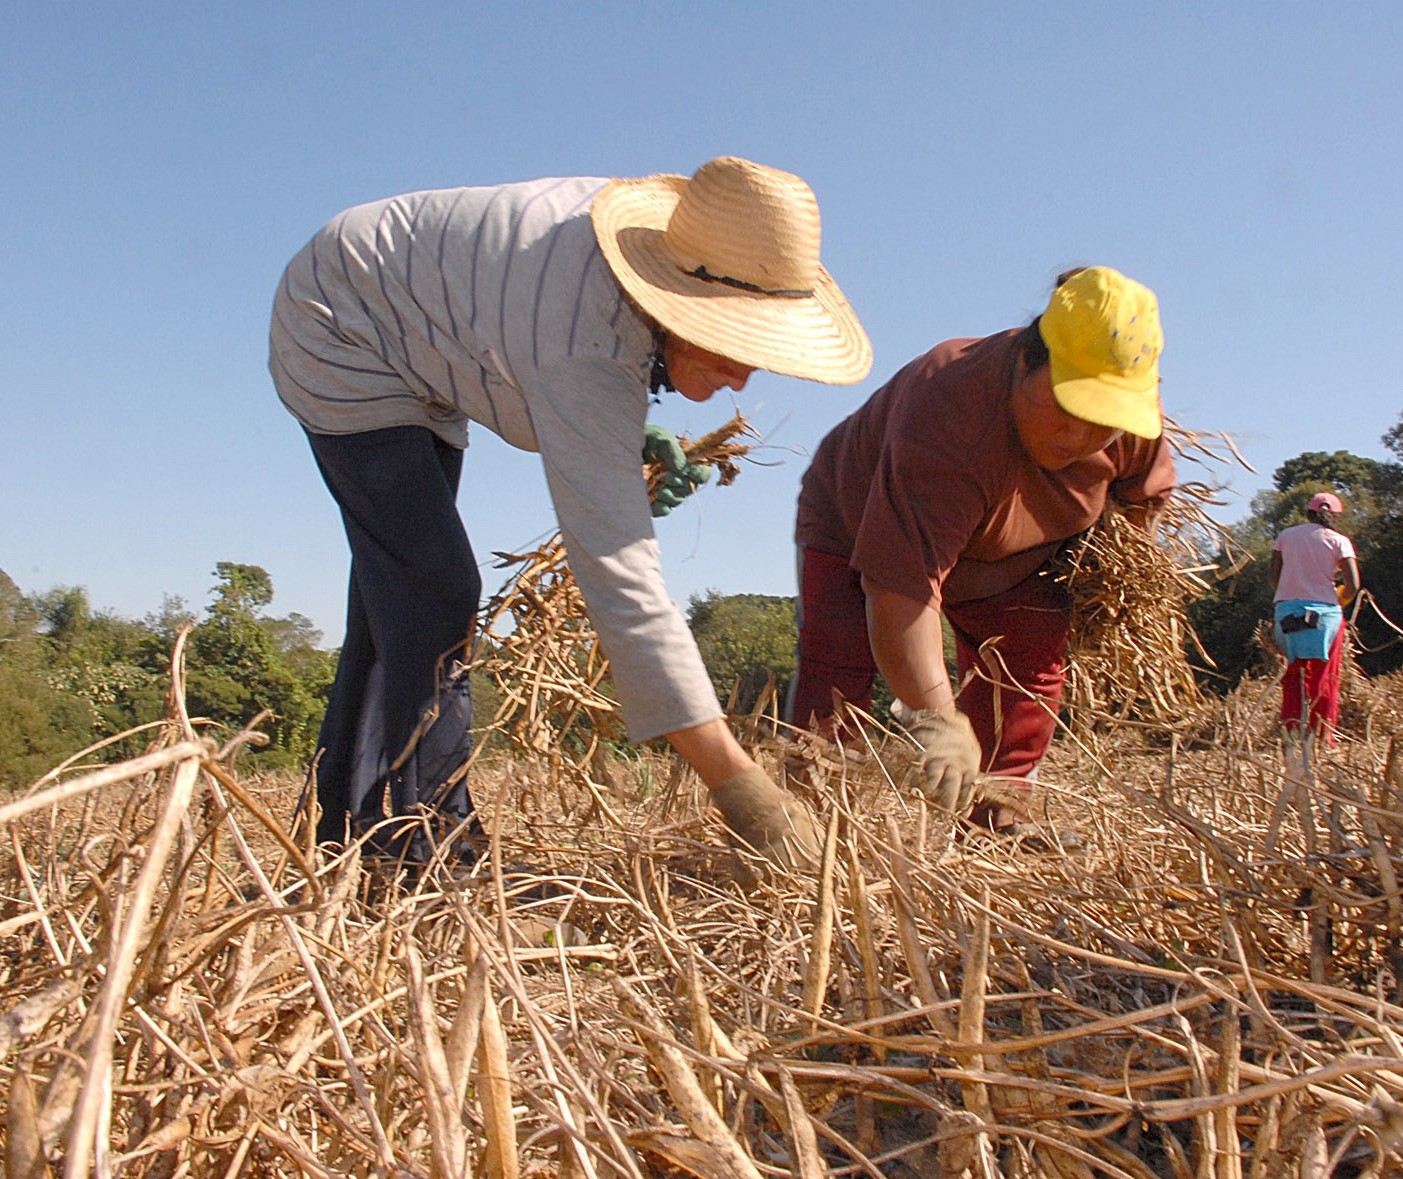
[0,562,337,787]
[3,417,1400,790]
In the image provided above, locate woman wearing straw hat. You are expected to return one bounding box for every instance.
[1269,491,1361,754]
[270,156,869,872]
[787,267,1176,840]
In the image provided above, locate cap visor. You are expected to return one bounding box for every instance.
[1049,362,1163,440]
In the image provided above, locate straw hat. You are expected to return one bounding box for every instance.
[591,156,872,385]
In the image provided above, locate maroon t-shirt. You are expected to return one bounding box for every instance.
[796,330,1177,607]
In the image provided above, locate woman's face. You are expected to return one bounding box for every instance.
[1012,365,1123,470]
[664,337,755,402]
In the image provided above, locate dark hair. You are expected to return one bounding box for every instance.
[1015,269,1086,372]
[1015,319,1049,371]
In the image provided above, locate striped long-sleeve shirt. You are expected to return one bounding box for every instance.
[269,176,723,742]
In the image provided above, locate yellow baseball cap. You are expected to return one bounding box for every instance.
[1038,267,1164,440]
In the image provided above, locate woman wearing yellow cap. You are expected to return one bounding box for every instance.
[788,268,1176,839]
[270,157,870,872]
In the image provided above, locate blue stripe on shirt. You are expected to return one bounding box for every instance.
[495,177,570,367]
[531,184,598,366]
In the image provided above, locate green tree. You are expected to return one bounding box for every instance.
[184,564,335,767]
[1385,419,1403,459]
[0,564,338,785]
[144,595,198,645]
[0,572,104,788]
[1185,534,1276,687]
[1273,451,1385,499]
[687,591,798,713]
[1353,415,1403,674]
[35,587,167,749]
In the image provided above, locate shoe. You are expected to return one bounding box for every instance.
[355,813,484,863]
[994,823,1085,854]
[960,821,1084,855]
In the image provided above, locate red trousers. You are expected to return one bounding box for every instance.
[1281,623,1346,745]
[787,548,1071,779]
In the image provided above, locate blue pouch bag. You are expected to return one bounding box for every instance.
[1274,600,1342,662]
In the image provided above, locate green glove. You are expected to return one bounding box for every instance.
[643,423,712,517]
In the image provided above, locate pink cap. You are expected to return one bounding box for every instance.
[1308,492,1343,514]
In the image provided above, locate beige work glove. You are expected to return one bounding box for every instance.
[709,767,820,876]
[892,702,983,814]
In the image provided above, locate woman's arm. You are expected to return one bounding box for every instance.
[1339,555,1361,605]
[861,578,957,715]
[662,717,753,788]
[1111,433,1178,533]
[665,717,819,872]
[861,577,982,813]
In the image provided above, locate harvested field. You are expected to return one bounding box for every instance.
[3,646,1403,1177]
[5,424,1403,1177]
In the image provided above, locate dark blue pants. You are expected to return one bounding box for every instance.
[306,426,484,849]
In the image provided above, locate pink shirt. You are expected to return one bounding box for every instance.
[1273,522,1355,602]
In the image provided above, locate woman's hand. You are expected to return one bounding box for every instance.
[643,423,712,517]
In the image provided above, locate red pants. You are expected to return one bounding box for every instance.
[787,548,1071,779]
[1281,623,1346,745]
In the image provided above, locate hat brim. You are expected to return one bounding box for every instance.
[1049,356,1164,440]
[592,174,872,385]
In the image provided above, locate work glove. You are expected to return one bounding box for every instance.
[891,701,983,815]
[709,767,820,879]
[643,423,712,517]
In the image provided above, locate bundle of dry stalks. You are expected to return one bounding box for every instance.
[460,415,757,804]
[1057,422,1255,735]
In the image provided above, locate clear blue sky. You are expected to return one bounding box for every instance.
[3,3,1399,648]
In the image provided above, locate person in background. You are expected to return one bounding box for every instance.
[269,156,872,870]
[787,267,1176,837]
[1269,491,1361,752]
